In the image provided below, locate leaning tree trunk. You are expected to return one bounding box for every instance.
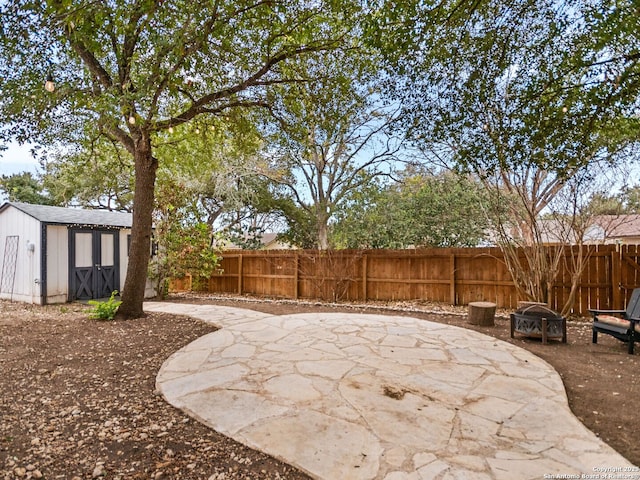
[117,133,158,319]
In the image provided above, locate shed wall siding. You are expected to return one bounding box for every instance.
[0,207,42,303]
[119,230,129,293]
[46,225,69,304]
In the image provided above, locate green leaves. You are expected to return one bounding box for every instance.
[1,0,360,147]
[41,138,134,210]
[0,172,57,206]
[262,43,400,249]
[87,291,122,320]
[369,0,639,178]
[332,170,490,249]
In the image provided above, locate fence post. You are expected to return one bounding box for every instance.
[294,252,299,299]
[362,254,368,301]
[450,253,456,305]
[237,254,243,295]
[612,244,622,309]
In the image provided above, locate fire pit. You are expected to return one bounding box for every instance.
[510,303,567,344]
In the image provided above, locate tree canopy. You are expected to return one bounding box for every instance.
[2,0,640,314]
[0,0,362,317]
[368,0,640,174]
[363,0,640,311]
[332,169,490,249]
[0,172,56,205]
[259,47,402,249]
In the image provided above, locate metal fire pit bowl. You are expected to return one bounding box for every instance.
[510,304,567,344]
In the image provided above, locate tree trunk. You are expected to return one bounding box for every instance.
[117,133,158,319]
[468,301,496,326]
[317,209,330,250]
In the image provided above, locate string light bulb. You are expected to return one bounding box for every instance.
[44,73,55,92]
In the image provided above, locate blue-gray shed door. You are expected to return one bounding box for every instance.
[69,229,119,300]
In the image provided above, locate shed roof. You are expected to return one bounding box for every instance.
[0,202,133,228]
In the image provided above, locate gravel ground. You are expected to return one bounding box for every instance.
[1,294,639,479]
[0,301,310,479]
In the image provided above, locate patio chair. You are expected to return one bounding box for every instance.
[589,288,640,354]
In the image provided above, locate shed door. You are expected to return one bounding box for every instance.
[71,230,119,300]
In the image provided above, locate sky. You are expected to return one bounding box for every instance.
[0,142,40,177]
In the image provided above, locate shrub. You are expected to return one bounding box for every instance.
[88,291,122,320]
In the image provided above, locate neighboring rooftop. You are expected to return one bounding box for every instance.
[593,214,640,240]
[0,202,133,228]
[224,232,296,250]
[531,215,640,245]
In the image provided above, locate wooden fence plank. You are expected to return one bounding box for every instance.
[178,244,640,316]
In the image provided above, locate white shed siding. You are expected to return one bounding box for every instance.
[117,229,155,297]
[119,229,129,293]
[46,225,69,304]
[0,206,42,303]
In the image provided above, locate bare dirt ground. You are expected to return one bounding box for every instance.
[1,293,638,479]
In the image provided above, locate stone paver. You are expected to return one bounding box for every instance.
[147,302,637,479]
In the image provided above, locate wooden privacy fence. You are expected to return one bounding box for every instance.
[171,244,640,316]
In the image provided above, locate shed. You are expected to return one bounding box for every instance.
[0,201,135,304]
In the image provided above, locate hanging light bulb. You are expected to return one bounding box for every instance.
[44,73,55,92]
[168,126,174,134]
[128,115,136,125]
